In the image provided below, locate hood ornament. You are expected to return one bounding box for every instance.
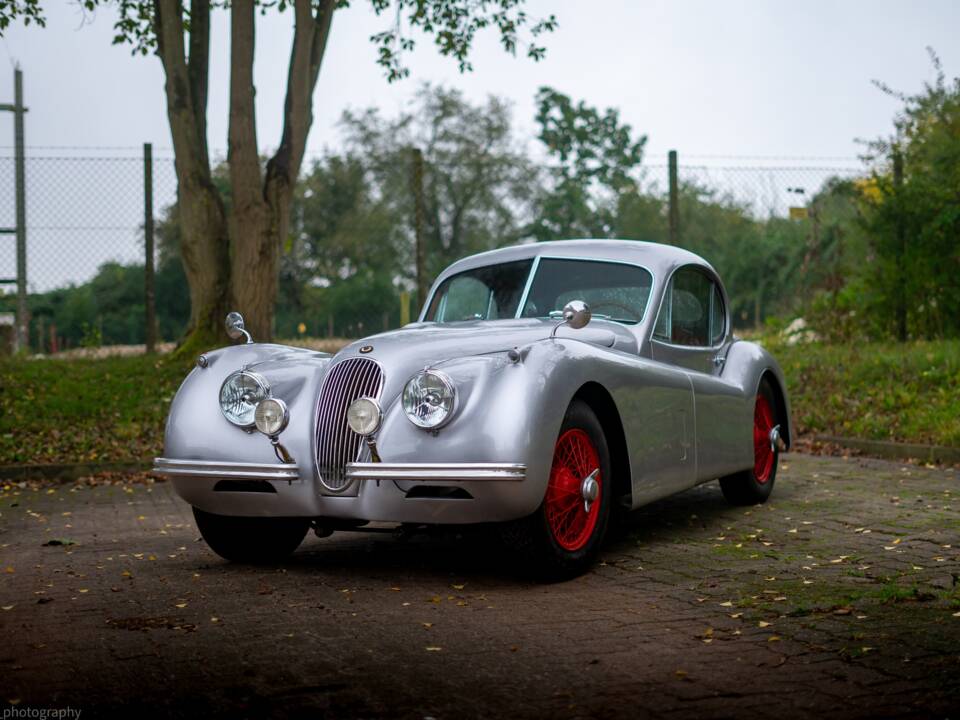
[359,345,374,354]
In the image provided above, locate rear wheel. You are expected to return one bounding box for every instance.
[719,379,780,505]
[504,400,612,580]
[193,508,310,563]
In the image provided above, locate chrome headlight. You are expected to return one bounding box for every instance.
[254,397,289,436]
[219,371,269,428]
[402,370,456,429]
[347,397,382,436]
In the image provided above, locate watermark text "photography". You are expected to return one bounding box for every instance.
[3,708,81,720]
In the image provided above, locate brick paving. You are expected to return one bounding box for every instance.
[1,453,958,719]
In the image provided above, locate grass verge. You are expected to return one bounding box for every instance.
[1,338,958,466]
[769,339,960,448]
[0,354,190,465]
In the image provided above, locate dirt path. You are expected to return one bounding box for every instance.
[1,453,958,718]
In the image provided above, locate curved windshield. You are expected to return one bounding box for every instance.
[521,258,653,324]
[425,259,533,322]
[424,256,654,325]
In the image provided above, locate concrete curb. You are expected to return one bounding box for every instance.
[0,461,152,482]
[814,435,960,465]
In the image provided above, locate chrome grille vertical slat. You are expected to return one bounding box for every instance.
[315,357,385,492]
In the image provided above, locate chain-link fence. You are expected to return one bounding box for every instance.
[0,148,865,353]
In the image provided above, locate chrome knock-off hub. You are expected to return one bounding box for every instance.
[769,424,781,453]
[580,469,600,512]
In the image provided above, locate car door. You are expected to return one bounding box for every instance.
[650,265,744,481]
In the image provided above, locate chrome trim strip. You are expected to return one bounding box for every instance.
[345,462,526,482]
[153,457,300,480]
[513,254,541,320]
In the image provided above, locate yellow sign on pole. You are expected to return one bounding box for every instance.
[789,206,809,220]
[400,291,410,326]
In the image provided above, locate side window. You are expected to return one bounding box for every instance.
[653,267,723,347]
[710,284,726,345]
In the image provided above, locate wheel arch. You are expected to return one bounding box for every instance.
[571,381,632,509]
[759,370,791,449]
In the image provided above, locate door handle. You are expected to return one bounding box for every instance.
[713,354,726,367]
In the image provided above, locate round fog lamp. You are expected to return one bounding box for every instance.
[347,397,382,436]
[254,397,289,436]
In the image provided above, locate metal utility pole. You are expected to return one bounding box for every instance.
[0,68,28,352]
[667,150,679,246]
[411,147,427,311]
[143,142,157,353]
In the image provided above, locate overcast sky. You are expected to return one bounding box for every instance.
[0,0,957,163]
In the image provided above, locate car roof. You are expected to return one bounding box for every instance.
[435,239,717,282]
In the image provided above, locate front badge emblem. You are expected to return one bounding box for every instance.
[359,345,374,354]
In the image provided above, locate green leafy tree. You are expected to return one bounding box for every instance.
[859,49,960,340]
[533,87,646,240]
[1,1,556,347]
[340,84,539,288]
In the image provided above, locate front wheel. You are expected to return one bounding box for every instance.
[503,400,612,580]
[719,379,780,506]
[193,508,310,563]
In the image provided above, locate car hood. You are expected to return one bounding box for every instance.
[334,319,638,398]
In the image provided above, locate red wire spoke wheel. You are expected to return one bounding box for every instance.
[545,428,602,552]
[753,394,776,484]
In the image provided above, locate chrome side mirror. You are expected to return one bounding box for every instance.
[551,300,592,338]
[225,311,253,344]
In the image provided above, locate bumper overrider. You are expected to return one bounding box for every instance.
[153,458,526,484]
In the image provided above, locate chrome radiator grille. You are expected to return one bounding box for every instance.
[315,357,385,491]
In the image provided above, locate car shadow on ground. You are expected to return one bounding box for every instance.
[193,476,801,585]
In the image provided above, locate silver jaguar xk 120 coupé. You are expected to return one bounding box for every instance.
[154,239,791,578]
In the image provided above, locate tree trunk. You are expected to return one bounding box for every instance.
[155,0,231,348]
[154,0,335,346]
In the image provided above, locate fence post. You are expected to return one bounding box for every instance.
[399,290,410,326]
[668,150,679,246]
[411,147,427,311]
[143,142,156,353]
[892,148,906,343]
[13,68,27,353]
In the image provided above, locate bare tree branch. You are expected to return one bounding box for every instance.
[268,0,336,194]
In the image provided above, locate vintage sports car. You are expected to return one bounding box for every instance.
[154,239,791,577]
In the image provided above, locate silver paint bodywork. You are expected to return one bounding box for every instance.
[156,239,791,524]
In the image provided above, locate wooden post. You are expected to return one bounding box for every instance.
[668,150,679,246]
[13,68,28,352]
[399,290,410,326]
[411,148,427,311]
[893,149,907,342]
[144,143,157,352]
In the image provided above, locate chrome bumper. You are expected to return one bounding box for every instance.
[152,457,300,481]
[345,462,526,482]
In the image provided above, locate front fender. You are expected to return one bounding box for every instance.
[371,338,647,520]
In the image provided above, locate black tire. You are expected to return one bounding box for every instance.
[719,378,779,506]
[503,400,612,581]
[193,508,310,563]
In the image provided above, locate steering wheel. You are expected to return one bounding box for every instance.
[588,301,642,322]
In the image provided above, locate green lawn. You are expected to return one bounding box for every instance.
[768,339,960,448]
[1,339,958,466]
[0,355,189,466]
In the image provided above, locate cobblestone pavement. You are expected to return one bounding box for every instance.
[1,453,959,719]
